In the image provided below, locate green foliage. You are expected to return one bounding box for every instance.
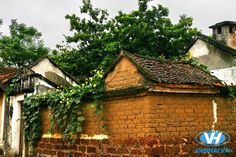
[22,69,104,144]
[5,78,19,96]
[0,19,49,67]
[22,96,42,145]
[52,0,199,78]
[224,85,236,101]
[181,51,210,73]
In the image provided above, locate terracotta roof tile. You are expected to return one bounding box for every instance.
[125,53,223,87]
[0,67,18,83]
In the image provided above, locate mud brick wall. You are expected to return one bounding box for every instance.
[148,93,215,137]
[83,93,236,138]
[35,136,236,157]
[83,94,153,138]
[36,92,236,156]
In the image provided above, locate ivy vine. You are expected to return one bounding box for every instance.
[22,69,104,145]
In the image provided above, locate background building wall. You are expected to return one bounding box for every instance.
[31,58,77,86]
[189,39,236,70]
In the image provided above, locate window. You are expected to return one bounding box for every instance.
[217,27,222,34]
[229,26,233,33]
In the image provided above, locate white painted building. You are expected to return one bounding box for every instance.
[211,67,236,85]
[0,57,77,156]
[187,21,236,85]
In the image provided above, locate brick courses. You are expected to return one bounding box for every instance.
[36,93,236,156]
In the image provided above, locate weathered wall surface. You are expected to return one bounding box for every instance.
[212,25,236,50]
[189,39,236,70]
[31,58,77,86]
[83,94,152,138]
[35,136,236,157]
[213,26,230,45]
[189,38,236,85]
[211,67,236,85]
[105,57,145,91]
[35,93,236,156]
[228,33,236,50]
[83,93,236,138]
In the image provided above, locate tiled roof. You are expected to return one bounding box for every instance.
[0,67,18,83]
[124,52,223,87]
[209,21,236,29]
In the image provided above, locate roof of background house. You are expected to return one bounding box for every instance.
[28,56,78,83]
[119,52,223,87]
[0,67,18,84]
[0,56,78,87]
[186,34,236,56]
[209,21,236,29]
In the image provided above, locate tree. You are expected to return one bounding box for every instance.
[52,0,199,78]
[0,19,2,37]
[0,19,49,67]
[0,19,2,28]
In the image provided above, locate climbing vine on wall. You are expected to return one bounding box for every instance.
[224,85,236,101]
[22,69,104,145]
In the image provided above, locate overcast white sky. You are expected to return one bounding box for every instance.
[0,0,235,49]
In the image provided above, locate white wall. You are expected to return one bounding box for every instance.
[211,67,236,85]
[31,58,77,86]
[11,94,24,155]
[189,39,209,57]
[0,94,5,147]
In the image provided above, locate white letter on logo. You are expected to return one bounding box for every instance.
[204,132,222,144]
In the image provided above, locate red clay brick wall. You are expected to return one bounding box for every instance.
[148,93,214,137]
[83,93,235,138]
[148,94,236,138]
[35,93,236,156]
[214,98,236,134]
[83,94,153,138]
[35,136,236,157]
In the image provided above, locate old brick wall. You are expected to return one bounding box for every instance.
[148,93,214,137]
[35,136,236,157]
[83,94,153,138]
[214,97,236,134]
[35,92,236,156]
[83,93,236,139]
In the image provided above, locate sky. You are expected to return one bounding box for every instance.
[0,0,235,49]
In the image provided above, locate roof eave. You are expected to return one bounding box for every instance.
[149,83,222,95]
[209,21,236,29]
